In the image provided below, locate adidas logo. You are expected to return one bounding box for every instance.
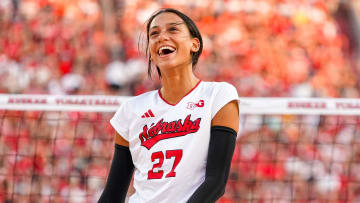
[141,109,155,118]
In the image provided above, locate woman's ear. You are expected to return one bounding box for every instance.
[191,38,200,53]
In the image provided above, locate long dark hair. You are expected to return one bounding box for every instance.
[145,8,203,78]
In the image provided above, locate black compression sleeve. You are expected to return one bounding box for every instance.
[187,126,237,203]
[98,144,134,203]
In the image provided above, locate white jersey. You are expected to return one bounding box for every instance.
[110,81,239,203]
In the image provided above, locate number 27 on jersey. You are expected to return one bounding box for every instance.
[148,149,183,179]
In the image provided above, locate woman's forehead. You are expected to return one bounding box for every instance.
[150,12,184,29]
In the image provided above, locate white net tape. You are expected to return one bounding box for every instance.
[1,94,360,115]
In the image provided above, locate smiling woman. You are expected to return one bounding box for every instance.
[98,8,240,203]
[145,9,203,79]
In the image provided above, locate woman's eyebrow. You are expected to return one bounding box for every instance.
[168,21,184,26]
[150,21,184,30]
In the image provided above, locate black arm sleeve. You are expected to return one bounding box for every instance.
[187,126,237,203]
[98,144,134,203]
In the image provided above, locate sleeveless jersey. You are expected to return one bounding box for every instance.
[110,81,239,203]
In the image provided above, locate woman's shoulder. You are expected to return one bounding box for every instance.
[113,90,158,122]
[201,81,236,90]
[122,89,158,106]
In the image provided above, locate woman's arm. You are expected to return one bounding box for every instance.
[98,134,134,203]
[187,100,239,203]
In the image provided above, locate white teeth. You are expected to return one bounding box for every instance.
[158,46,176,56]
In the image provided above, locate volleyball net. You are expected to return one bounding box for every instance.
[0,94,359,202]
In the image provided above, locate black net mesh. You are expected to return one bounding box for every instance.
[0,110,114,203]
[1,111,360,202]
[226,114,360,202]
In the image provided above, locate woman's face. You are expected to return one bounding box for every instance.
[148,12,199,71]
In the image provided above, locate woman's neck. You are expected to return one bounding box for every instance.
[159,69,200,105]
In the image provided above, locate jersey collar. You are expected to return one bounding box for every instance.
[158,80,202,106]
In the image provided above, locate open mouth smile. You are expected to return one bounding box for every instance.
[158,45,176,57]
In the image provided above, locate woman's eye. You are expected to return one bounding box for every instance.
[150,31,158,36]
[169,27,177,31]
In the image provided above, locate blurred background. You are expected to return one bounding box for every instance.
[1,0,360,98]
[1,0,360,202]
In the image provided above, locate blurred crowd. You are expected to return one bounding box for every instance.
[1,0,360,202]
[222,114,360,202]
[0,111,115,202]
[0,0,360,97]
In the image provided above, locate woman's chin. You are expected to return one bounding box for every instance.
[157,62,178,69]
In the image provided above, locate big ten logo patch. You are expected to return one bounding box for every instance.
[187,100,204,110]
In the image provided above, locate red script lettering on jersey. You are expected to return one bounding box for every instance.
[139,114,201,150]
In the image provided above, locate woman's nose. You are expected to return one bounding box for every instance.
[158,31,170,41]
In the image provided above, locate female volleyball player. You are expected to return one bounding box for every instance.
[98,8,239,203]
